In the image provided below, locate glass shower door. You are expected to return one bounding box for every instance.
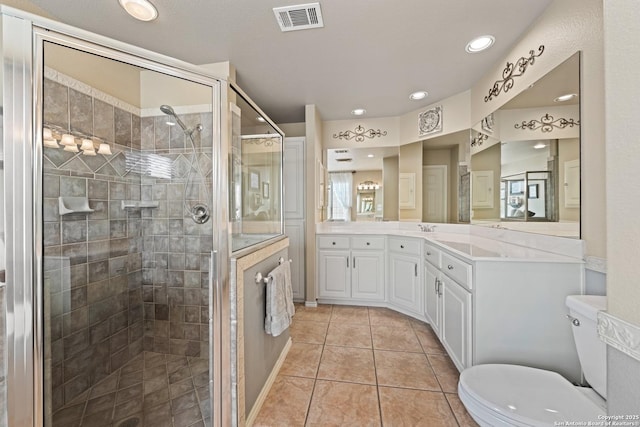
[39,40,219,427]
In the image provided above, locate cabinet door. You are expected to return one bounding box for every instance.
[351,250,385,301]
[424,262,441,335]
[389,253,421,314]
[285,220,305,301]
[318,249,350,299]
[441,277,472,372]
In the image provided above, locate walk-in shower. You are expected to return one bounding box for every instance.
[33,40,220,427]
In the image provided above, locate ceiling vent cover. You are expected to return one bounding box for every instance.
[273,3,324,32]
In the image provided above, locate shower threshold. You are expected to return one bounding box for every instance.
[51,351,211,427]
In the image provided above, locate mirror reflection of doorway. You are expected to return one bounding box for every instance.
[422,165,447,223]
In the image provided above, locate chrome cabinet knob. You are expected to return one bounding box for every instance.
[447,265,453,270]
[566,314,580,326]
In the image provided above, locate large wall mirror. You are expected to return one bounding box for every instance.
[470,52,581,237]
[324,129,470,223]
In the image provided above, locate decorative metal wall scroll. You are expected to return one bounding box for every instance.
[481,113,494,134]
[471,132,489,147]
[514,113,580,133]
[333,125,388,142]
[484,45,545,102]
[418,105,443,136]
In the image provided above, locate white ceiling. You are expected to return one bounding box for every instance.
[28,0,553,123]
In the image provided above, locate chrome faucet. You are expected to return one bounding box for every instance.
[418,224,436,232]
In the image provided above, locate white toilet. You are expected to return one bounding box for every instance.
[458,295,607,426]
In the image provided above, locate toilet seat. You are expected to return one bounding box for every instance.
[458,364,605,426]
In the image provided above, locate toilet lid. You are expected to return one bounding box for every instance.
[459,364,605,425]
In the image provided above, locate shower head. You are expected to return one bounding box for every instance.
[160,104,175,116]
[160,104,188,133]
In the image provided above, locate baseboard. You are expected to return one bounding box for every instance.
[245,337,292,427]
[304,300,318,308]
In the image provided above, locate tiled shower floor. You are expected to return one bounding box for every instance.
[52,351,210,427]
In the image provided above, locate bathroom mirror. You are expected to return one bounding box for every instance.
[229,88,284,251]
[470,52,580,237]
[325,146,397,221]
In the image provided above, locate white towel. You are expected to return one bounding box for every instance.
[265,260,296,336]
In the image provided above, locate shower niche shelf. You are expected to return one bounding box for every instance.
[121,200,160,210]
[58,197,95,215]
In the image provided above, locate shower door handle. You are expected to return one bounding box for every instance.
[209,250,217,322]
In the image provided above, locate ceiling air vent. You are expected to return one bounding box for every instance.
[273,3,324,32]
[334,149,349,154]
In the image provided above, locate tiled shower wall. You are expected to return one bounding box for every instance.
[43,75,145,411]
[43,70,214,413]
[139,111,214,358]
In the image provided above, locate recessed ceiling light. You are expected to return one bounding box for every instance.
[351,108,366,116]
[465,35,495,53]
[256,116,266,122]
[554,93,577,102]
[409,91,428,101]
[533,143,546,149]
[118,0,158,22]
[367,154,374,158]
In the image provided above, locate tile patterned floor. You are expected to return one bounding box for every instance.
[53,351,210,427]
[254,304,479,427]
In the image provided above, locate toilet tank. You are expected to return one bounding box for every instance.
[566,295,607,398]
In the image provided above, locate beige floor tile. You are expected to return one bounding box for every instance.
[375,350,440,391]
[445,393,480,427]
[290,320,329,345]
[306,380,380,426]
[279,342,323,378]
[330,305,370,325]
[371,324,422,353]
[413,325,446,354]
[294,304,333,323]
[427,353,460,393]
[325,322,372,348]
[317,346,376,385]
[368,307,411,328]
[378,387,458,427]
[253,375,315,427]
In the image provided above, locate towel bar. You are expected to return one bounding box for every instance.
[255,257,293,284]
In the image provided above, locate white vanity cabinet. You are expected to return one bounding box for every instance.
[317,235,385,302]
[423,241,472,371]
[388,237,422,316]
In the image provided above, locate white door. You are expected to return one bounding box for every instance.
[441,277,472,371]
[351,250,385,301]
[389,253,421,314]
[318,249,350,299]
[424,262,441,335]
[423,165,447,222]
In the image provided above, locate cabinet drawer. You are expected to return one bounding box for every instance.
[424,242,441,268]
[388,237,421,255]
[317,235,350,249]
[442,252,472,290]
[351,236,385,250]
